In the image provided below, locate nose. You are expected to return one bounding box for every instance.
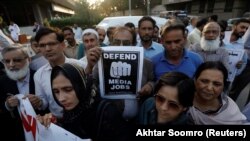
[9,60,15,67]
[160,101,169,111]
[207,83,214,91]
[57,93,66,103]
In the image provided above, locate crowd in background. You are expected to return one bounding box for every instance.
[1,14,250,140]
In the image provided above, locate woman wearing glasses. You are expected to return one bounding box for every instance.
[138,71,195,125]
[189,61,248,124]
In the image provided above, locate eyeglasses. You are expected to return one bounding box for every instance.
[154,94,182,110]
[112,39,132,46]
[2,57,27,64]
[39,41,59,48]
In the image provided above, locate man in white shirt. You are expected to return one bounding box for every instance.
[34,27,100,117]
[72,24,82,42]
[8,21,20,42]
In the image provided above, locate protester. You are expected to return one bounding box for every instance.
[152,19,203,80]
[38,63,131,141]
[0,47,43,141]
[138,72,195,125]
[189,61,248,124]
[137,16,164,59]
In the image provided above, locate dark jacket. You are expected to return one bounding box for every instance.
[0,69,36,141]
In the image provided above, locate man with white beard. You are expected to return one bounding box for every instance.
[0,47,42,141]
[189,22,230,71]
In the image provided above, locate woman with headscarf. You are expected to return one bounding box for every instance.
[38,63,130,141]
[189,61,248,124]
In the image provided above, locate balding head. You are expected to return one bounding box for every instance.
[202,22,220,40]
[200,22,221,51]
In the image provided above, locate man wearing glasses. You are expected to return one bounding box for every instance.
[0,47,41,141]
[33,27,100,118]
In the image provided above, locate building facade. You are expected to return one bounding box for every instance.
[0,0,75,26]
[162,0,250,20]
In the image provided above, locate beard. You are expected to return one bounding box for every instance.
[140,35,152,42]
[5,60,30,81]
[200,36,220,51]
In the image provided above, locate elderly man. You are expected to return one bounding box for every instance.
[0,47,42,141]
[62,26,80,59]
[77,28,100,61]
[189,22,229,71]
[152,20,203,80]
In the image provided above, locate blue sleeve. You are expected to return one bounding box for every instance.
[77,43,84,59]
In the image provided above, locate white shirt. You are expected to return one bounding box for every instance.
[34,57,87,117]
[8,24,20,42]
[187,28,201,45]
[73,27,83,42]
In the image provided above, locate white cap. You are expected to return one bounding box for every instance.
[82,28,99,40]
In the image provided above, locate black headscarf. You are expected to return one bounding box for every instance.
[51,63,97,138]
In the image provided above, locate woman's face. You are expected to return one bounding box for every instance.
[52,74,79,110]
[155,85,185,124]
[195,69,224,102]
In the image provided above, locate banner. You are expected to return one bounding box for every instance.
[98,46,144,99]
[16,94,89,141]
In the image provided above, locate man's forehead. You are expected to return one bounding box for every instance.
[39,33,57,43]
[83,34,97,39]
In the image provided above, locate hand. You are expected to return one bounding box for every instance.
[23,94,42,109]
[110,61,131,78]
[85,47,102,74]
[138,83,153,97]
[37,113,54,128]
[236,60,243,69]
[6,95,19,108]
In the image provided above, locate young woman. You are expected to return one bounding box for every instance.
[138,71,195,125]
[38,63,130,141]
[189,61,248,124]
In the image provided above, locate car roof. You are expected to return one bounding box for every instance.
[97,16,168,30]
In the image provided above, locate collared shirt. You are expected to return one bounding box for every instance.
[152,49,203,80]
[136,41,164,60]
[223,31,247,75]
[17,70,30,95]
[64,40,80,59]
[34,57,87,117]
[186,24,195,35]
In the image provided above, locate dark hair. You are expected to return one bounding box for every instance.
[112,26,137,45]
[196,18,208,28]
[35,27,64,43]
[125,22,135,29]
[51,63,93,109]
[218,20,228,32]
[194,61,229,90]
[62,26,74,33]
[209,15,218,22]
[161,19,186,37]
[234,18,250,25]
[138,16,156,28]
[154,72,195,108]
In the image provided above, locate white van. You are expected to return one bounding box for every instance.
[96,16,168,44]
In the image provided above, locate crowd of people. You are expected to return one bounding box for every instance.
[1,14,250,140]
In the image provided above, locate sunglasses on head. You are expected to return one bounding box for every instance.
[154,94,182,110]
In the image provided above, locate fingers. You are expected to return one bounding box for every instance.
[26,94,42,109]
[6,96,19,108]
[37,113,53,128]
